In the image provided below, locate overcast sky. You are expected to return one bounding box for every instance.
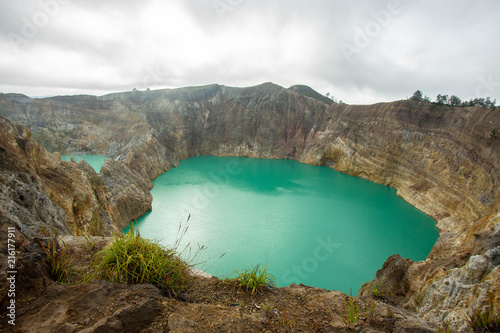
[0,0,499,104]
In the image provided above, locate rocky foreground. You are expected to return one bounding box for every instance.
[0,83,499,331]
[0,234,439,332]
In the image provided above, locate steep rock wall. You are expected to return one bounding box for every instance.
[0,117,153,236]
[2,85,497,232]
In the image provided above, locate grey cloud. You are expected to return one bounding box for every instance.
[0,0,499,103]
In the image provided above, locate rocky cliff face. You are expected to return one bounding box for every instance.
[2,84,497,229]
[0,117,153,236]
[0,83,499,331]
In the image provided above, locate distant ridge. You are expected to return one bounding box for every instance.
[288,84,333,105]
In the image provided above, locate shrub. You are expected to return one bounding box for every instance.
[93,226,191,297]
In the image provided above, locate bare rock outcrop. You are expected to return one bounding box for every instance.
[0,117,152,236]
[16,280,163,333]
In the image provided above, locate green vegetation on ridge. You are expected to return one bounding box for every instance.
[410,90,498,109]
[289,84,335,104]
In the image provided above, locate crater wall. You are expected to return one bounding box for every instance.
[0,83,499,330]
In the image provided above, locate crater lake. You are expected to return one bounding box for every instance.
[130,155,438,294]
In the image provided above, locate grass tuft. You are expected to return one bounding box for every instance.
[366,299,376,317]
[437,320,455,333]
[371,281,389,298]
[92,224,192,297]
[38,227,75,284]
[342,288,359,325]
[231,263,276,295]
[466,307,500,333]
[279,313,298,331]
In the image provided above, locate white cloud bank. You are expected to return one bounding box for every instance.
[0,0,499,104]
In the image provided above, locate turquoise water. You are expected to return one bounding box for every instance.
[61,155,108,173]
[129,156,439,294]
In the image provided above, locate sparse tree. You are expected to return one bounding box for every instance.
[436,94,448,105]
[484,97,496,108]
[410,90,423,101]
[449,95,461,106]
[474,98,486,107]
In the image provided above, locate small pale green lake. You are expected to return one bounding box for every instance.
[61,155,108,173]
[128,156,438,294]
